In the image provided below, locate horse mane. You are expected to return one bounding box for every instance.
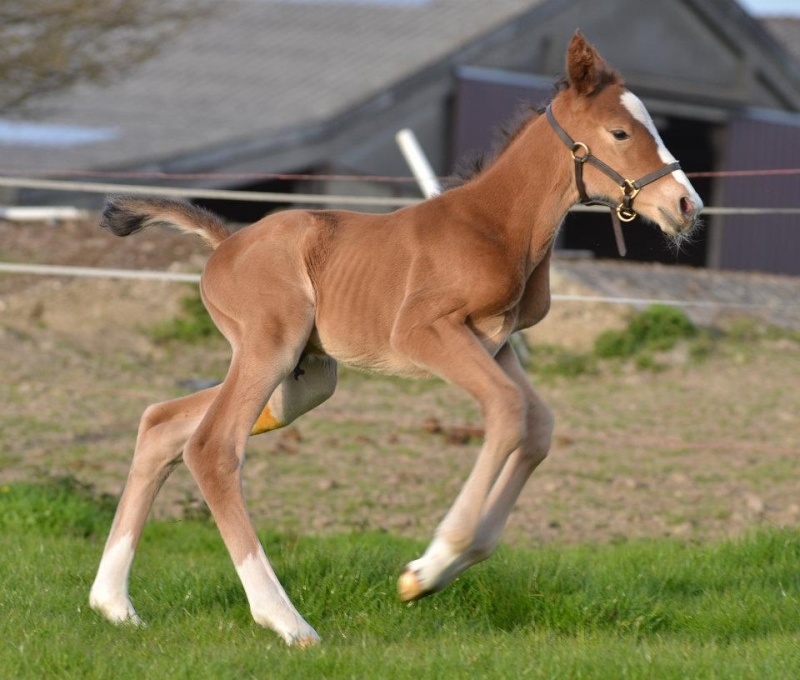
[443,77,572,191]
[443,106,536,190]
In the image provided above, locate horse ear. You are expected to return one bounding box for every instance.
[566,30,615,96]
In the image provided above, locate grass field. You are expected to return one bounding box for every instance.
[2,222,799,677]
[1,480,798,679]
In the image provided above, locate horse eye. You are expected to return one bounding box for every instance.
[612,129,630,141]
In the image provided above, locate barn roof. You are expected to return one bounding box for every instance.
[762,17,800,63]
[0,0,541,175]
[3,0,800,182]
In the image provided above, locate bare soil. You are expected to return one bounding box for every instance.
[1,217,798,548]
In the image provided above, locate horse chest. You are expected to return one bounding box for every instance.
[514,282,551,331]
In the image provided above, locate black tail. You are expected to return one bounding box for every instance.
[100,195,231,249]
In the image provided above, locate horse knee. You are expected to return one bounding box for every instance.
[128,403,186,475]
[136,388,217,457]
[522,404,554,465]
[489,383,527,453]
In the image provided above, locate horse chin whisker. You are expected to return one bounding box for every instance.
[663,217,703,256]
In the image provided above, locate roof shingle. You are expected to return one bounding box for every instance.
[1,0,539,172]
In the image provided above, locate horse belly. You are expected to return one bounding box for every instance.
[312,295,428,378]
[312,330,428,378]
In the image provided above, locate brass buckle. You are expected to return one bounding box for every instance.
[617,180,640,222]
[571,142,590,162]
[621,179,641,200]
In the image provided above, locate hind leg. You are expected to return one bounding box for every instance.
[181,324,328,645]
[90,355,337,627]
[90,386,219,624]
[250,354,338,435]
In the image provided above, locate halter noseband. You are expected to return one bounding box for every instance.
[545,104,681,257]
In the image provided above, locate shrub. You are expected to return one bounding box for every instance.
[594,305,696,359]
[151,290,222,344]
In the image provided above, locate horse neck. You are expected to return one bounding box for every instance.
[452,109,577,263]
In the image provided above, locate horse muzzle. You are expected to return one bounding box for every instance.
[657,194,703,236]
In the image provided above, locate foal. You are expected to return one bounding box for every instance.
[90,32,701,646]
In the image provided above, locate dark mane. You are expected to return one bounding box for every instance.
[444,79,569,190]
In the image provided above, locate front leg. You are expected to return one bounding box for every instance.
[390,316,527,600]
[399,344,553,600]
[443,345,555,579]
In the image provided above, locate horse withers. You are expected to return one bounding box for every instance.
[89,31,702,646]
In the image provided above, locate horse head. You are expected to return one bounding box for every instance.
[550,31,702,239]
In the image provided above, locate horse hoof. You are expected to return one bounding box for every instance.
[89,595,145,627]
[397,568,425,602]
[292,634,321,649]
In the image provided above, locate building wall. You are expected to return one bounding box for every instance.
[712,111,800,275]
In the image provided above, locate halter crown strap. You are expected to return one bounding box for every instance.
[546,106,625,187]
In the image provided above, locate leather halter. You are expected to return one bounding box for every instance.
[545,104,682,257]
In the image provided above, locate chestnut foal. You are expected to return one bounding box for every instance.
[90,32,702,646]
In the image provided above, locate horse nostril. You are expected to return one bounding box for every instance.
[680,196,697,218]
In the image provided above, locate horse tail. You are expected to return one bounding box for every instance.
[100,195,231,250]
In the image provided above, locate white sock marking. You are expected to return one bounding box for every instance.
[236,551,319,645]
[90,531,141,624]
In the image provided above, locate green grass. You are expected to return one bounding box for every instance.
[1,481,798,679]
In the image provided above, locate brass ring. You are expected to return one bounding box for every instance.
[616,204,637,223]
[571,142,590,162]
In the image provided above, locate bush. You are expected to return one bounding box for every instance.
[594,305,696,359]
[151,290,222,344]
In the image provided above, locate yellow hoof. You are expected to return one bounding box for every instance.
[289,631,320,649]
[293,635,320,649]
[397,569,425,602]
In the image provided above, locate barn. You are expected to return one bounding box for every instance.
[4,0,800,274]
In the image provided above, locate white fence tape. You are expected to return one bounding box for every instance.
[395,129,442,199]
[2,261,796,313]
[0,206,91,221]
[1,175,799,314]
[0,262,200,283]
[0,176,419,208]
[2,175,800,214]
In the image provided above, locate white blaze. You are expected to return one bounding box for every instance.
[620,91,701,205]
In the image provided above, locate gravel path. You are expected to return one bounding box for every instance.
[554,258,800,329]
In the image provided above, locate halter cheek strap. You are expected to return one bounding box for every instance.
[545,104,681,257]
